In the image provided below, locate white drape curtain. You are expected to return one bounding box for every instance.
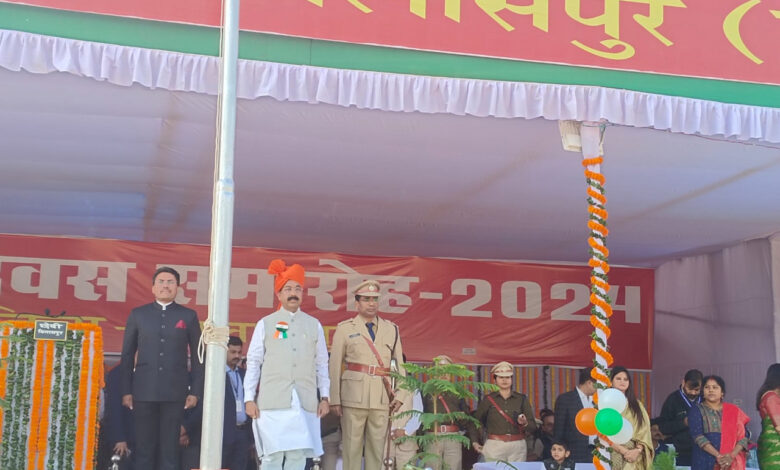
[653,238,777,433]
[2,28,780,143]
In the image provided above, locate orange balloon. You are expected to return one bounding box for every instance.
[575,408,598,436]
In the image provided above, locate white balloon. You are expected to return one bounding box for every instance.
[610,418,634,444]
[598,388,628,413]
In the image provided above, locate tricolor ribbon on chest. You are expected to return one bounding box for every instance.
[274,321,289,339]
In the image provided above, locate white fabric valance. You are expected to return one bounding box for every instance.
[1,28,779,143]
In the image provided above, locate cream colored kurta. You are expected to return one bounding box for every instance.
[244,308,329,457]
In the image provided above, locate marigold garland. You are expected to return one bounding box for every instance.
[0,321,103,469]
[583,156,614,470]
[27,339,45,470]
[74,328,91,470]
[47,339,66,470]
[588,237,610,257]
[590,276,610,291]
[86,324,104,469]
[0,324,9,431]
[587,187,607,205]
[57,330,83,470]
[37,340,55,470]
[2,328,33,469]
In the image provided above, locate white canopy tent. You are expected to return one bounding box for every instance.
[2,28,780,429]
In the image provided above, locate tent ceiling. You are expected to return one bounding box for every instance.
[2,67,780,267]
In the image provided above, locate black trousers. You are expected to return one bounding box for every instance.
[133,401,184,470]
[222,425,253,470]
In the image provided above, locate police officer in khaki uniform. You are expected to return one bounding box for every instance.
[470,361,537,463]
[423,354,474,470]
[329,280,409,470]
[389,386,421,469]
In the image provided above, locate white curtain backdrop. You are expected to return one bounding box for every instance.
[652,238,777,434]
[1,28,780,143]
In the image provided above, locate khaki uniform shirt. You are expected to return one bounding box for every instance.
[329,314,408,410]
[470,391,537,441]
[423,392,476,435]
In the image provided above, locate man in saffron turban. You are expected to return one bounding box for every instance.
[243,259,330,470]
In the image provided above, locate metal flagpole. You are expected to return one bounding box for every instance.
[199,0,240,465]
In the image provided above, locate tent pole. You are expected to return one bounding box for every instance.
[199,0,240,466]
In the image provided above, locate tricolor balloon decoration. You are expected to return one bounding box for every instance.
[582,137,615,470]
[575,389,634,460]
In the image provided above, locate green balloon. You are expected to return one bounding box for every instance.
[595,408,623,436]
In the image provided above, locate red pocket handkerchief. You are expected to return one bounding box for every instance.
[175,320,186,329]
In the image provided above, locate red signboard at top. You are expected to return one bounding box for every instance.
[6,0,780,86]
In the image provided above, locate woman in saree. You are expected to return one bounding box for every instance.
[689,375,750,470]
[757,363,780,469]
[609,366,653,470]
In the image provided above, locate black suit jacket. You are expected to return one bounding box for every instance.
[120,301,203,401]
[655,388,697,460]
[553,389,590,463]
[223,367,250,446]
[181,368,248,447]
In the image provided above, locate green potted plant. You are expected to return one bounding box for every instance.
[391,359,498,470]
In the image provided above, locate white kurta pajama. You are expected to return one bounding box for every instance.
[243,308,330,460]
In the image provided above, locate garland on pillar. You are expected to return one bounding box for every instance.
[583,156,614,470]
[0,321,103,470]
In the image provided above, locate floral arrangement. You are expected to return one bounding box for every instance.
[583,156,615,470]
[0,321,104,470]
[392,360,497,469]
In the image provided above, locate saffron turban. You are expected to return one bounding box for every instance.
[268,259,305,292]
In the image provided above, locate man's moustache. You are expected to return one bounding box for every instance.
[287,296,300,301]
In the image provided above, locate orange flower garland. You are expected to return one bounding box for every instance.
[0,324,10,432]
[0,321,103,470]
[27,338,45,470]
[36,340,55,470]
[73,327,91,470]
[84,324,104,470]
[583,156,614,470]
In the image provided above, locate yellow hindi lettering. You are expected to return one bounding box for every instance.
[723,0,777,65]
[347,0,373,13]
[474,0,549,32]
[410,0,462,22]
[571,38,635,59]
[566,0,685,60]
[631,0,686,46]
[565,0,621,38]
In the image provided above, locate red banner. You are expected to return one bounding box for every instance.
[6,0,780,86]
[0,234,653,368]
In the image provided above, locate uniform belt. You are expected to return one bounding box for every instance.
[487,433,525,442]
[345,362,391,376]
[427,424,460,433]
